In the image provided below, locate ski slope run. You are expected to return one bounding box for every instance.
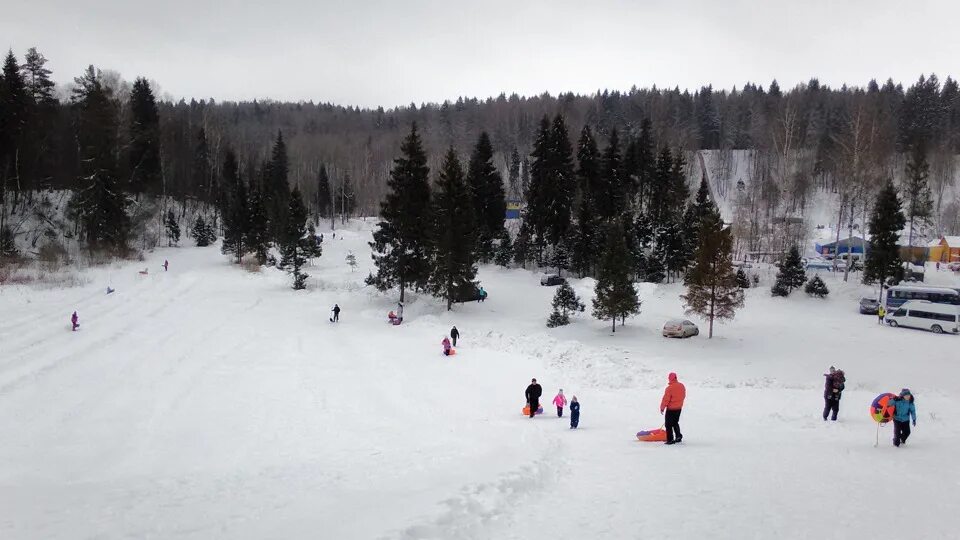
[2,222,960,539]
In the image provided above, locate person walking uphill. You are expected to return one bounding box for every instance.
[331,304,340,322]
[569,396,580,429]
[553,389,567,417]
[71,311,79,331]
[450,326,459,347]
[525,378,542,419]
[823,366,845,421]
[890,389,917,447]
[660,372,686,445]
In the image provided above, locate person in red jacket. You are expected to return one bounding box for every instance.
[660,372,686,445]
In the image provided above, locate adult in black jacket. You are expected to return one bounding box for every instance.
[450,326,460,347]
[823,366,845,421]
[525,378,542,418]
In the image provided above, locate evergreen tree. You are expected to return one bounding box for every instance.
[633,119,655,208]
[127,78,161,194]
[903,144,933,247]
[547,280,585,327]
[771,246,806,296]
[545,114,576,249]
[571,126,601,277]
[494,230,513,267]
[192,128,212,203]
[192,215,214,247]
[592,221,640,332]
[316,164,332,221]
[20,48,57,193]
[508,147,522,202]
[680,214,743,338]
[599,129,625,220]
[864,181,906,285]
[265,131,290,242]
[466,132,506,262]
[0,50,28,201]
[220,150,248,263]
[369,123,433,302]
[428,148,477,310]
[72,65,129,252]
[246,185,270,265]
[525,116,552,259]
[805,275,830,298]
[164,209,180,246]
[736,268,750,289]
[685,178,716,253]
[306,222,323,258]
[657,220,687,281]
[512,223,532,267]
[21,48,56,105]
[346,251,358,272]
[644,251,666,283]
[648,147,675,222]
[280,186,311,289]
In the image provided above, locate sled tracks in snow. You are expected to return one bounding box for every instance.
[390,442,567,540]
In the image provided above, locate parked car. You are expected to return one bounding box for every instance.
[885,300,960,334]
[948,262,960,272]
[859,297,880,315]
[662,319,699,338]
[540,274,566,286]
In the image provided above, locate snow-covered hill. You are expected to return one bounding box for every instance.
[2,221,960,539]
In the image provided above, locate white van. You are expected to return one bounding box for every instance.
[885,300,960,334]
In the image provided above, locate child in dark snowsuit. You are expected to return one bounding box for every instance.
[71,311,79,331]
[569,396,580,429]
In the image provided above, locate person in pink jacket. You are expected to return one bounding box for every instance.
[441,336,452,356]
[553,389,567,417]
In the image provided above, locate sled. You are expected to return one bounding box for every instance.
[522,405,544,416]
[443,348,456,356]
[636,428,667,442]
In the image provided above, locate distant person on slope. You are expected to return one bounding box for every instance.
[552,389,567,417]
[163,259,169,271]
[331,304,340,322]
[525,378,542,419]
[71,311,79,331]
[890,389,917,447]
[442,336,452,356]
[878,304,886,325]
[450,326,459,347]
[660,372,686,445]
[822,366,845,421]
[477,287,487,303]
[569,396,580,429]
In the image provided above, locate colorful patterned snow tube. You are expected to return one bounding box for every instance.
[870,393,897,423]
[636,428,667,442]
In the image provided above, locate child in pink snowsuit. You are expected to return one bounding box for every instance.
[442,337,452,356]
[553,389,567,417]
[71,311,79,331]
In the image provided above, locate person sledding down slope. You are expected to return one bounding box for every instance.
[441,336,453,356]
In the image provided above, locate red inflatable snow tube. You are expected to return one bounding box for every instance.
[637,428,667,442]
[870,393,897,423]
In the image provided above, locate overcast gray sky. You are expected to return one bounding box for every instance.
[4,0,959,107]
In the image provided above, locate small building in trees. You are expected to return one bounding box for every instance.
[927,236,960,263]
[815,236,868,257]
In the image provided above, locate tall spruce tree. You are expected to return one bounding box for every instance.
[192,128,212,203]
[903,144,933,247]
[280,186,311,289]
[72,65,129,251]
[681,213,743,338]
[192,215,214,247]
[265,131,290,242]
[316,164,332,222]
[20,48,57,194]
[0,50,28,204]
[368,123,433,302]
[771,246,806,296]
[545,114,576,249]
[429,148,477,310]
[599,129,625,220]
[164,210,180,246]
[864,181,906,285]
[466,132,506,262]
[220,150,248,263]
[525,116,552,259]
[127,78,161,194]
[508,147,522,202]
[633,119,655,208]
[592,220,640,332]
[246,184,270,265]
[571,126,601,276]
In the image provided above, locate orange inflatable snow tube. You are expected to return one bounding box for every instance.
[636,428,667,442]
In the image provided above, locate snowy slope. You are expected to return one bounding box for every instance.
[2,222,960,539]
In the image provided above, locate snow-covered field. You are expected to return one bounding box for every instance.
[2,221,960,539]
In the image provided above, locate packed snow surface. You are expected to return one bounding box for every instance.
[2,221,960,539]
